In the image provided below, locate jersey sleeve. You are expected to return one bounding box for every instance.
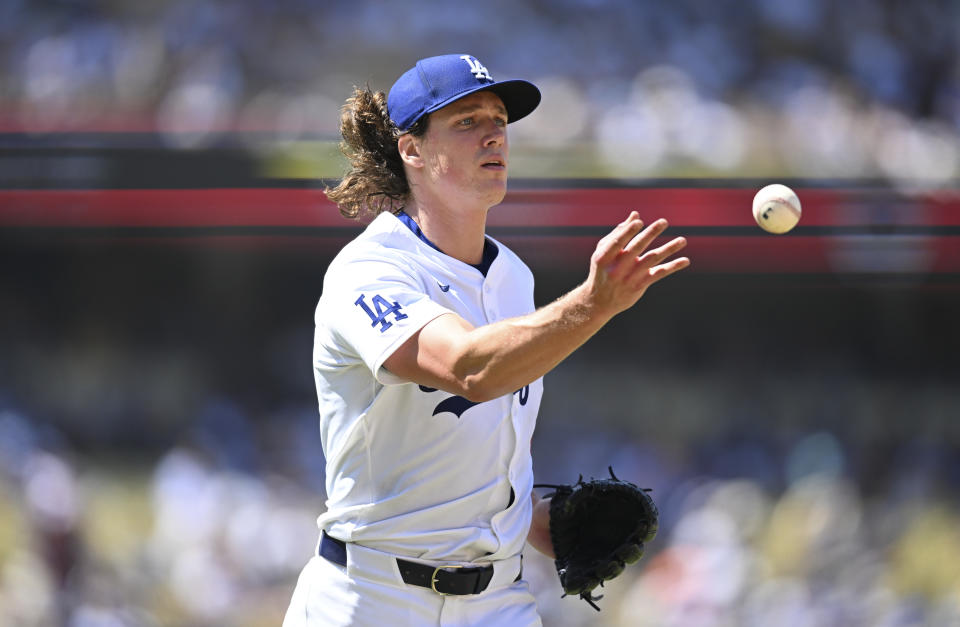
[319,256,453,385]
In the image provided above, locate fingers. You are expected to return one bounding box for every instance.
[594,214,691,291]
[622,221,690,289]
[644,255,690,286]
[612,218,686,276]
[622,218,670,259]
[593,212,644,266]
[636,235,688,270]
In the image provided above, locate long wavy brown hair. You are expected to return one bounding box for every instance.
[325,86,428,220]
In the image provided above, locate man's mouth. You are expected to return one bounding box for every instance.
[482,158,506,169]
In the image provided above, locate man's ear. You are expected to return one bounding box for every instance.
[398,134,423,168]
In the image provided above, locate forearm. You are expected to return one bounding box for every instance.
[527,492,555,558]
[385,215,689,399]
[451,283,614,400]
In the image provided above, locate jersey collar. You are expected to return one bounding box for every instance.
[394,210,499,277]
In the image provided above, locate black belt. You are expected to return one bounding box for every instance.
[319,532,518,596]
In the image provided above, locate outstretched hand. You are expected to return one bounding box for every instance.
[585,212,689,316]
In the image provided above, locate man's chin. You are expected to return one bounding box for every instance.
[481,181,508,208]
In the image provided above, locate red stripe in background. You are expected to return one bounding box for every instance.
[494,187,960,228]
[493,188,819,227]
[501,235,829,273]
[1,187,958,274]
[2,187,959,228]
[0,189,337,227]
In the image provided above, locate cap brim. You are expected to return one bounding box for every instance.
[484,80,542,124]
[423,79,541,125]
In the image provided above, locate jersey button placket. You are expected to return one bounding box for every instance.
[482,282,497,321]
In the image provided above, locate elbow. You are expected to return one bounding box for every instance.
[457,372,501,403]
[446,341,508,402]
[451,357,507,403]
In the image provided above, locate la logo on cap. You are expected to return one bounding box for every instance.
[460,55,493,82]
[387,53,540,131]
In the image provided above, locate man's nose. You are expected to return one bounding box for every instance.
[484,124,505,147]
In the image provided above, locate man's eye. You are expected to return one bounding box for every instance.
[496,118,507,127]
[459,118,473,126]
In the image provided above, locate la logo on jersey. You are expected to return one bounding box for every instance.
[355,294,408,333]
[460,55,493,82]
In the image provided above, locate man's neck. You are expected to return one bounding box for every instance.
[403,202,489,265]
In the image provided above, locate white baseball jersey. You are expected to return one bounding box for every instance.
[312,210,543,564]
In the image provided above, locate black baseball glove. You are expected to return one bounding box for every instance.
[535,467,658,611]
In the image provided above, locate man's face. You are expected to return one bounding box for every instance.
[414,90,510,210]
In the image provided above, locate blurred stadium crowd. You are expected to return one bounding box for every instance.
[2,1,960,626]
[2,257,959,626]
[3,392,960,627]
[1,0,957,183]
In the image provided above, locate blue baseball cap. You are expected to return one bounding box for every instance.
[387,54,541,132]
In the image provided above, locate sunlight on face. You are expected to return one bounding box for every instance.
[415,91,510,211]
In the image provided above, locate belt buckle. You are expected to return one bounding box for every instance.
[430,565,463,595]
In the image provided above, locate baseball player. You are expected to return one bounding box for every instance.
[283,54,689,626]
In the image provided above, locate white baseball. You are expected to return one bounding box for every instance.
[752,184,801,234]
